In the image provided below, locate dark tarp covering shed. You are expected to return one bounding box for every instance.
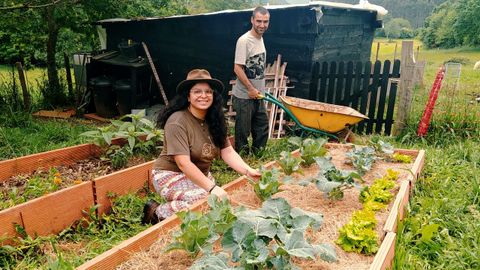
[95,2,384,102]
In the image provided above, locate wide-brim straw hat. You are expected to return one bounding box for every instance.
[176,69,224,93]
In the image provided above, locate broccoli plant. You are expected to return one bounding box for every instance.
[190,198,337,270]
[368,138,394,156]
[206,195,237,234]
[278,151,303,175]
[312,157,362,200]
[165,211,215,257]
[249,167,283,201]
[288,137,327,166]
[345,146,376,175]
[165,195,236,257]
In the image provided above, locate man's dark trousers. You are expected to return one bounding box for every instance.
[233,96,269,154]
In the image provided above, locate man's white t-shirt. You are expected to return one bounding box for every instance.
[232,31,266,99]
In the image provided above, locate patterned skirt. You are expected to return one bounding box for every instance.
[151,169,214,220]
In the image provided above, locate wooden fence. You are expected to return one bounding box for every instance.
[309,60,401,135]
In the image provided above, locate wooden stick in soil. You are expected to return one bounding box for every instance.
[64,52,74,102]
[15,62,30,111]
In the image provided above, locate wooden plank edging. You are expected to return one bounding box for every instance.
[369,232,396,270]
[383,180,410,233]
[409,149,425,188]
[22,182,95,236]
[0,137,131,183]
[0,143,99,182]
[94,161,154,216]
[0,182,95,241]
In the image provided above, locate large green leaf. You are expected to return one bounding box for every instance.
[222,221,256,262]
[290,208,324,230]
[278,230,316,259]
[189,252,236,270]
[236,210,277,239]
[314,243,337,262]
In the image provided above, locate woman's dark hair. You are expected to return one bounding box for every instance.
[156,83,227,149]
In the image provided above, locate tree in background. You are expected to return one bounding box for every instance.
[454,0,480,46]
[419,0,479,48]
[186,0,254,14]
[324,0,448,29]
[383,18,414,39]
[0,0,188,107]
[418,2,458,48]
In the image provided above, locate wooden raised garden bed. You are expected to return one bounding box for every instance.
[0,139,155,244]
[76,143,425,270]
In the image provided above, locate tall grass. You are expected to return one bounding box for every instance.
[376,39,480,269]
[393,142,480,270]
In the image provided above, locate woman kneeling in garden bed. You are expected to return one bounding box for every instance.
[143,69,261,224]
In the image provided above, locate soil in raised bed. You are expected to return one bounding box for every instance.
[0,155,151,210]
[116,145,414,270]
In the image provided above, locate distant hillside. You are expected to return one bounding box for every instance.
[283,0,448,28]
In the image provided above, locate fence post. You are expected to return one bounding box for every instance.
[15,62,31,111]
[393,41,415,136]
[64,52,74,102]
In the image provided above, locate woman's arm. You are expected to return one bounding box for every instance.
[174,155,227,197]
[220,146,260,179]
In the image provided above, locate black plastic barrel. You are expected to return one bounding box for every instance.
[114,79,133,116]
[89,76,118,118]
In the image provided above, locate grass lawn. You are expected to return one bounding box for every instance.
[0,110,97,160]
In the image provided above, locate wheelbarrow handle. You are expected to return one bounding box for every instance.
[258,92,284,108]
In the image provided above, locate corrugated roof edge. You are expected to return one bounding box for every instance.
[96,1,387,25]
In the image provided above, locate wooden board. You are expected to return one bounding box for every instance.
[83,113,110,122]
[0,143,99,182]
[369,232,396,270]
[32,109,75,119]
[94,162,154,216]
[410,149,426,187]
[383,180,410,233]
[0,206,24,245]
[21,182,95,236]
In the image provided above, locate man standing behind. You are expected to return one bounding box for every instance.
[232,6,270,155]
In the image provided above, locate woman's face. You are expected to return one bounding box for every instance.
[188,82,214,111]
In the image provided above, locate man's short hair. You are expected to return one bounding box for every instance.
[252,6,269,17]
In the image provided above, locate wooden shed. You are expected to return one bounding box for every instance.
[94,1,384,103]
